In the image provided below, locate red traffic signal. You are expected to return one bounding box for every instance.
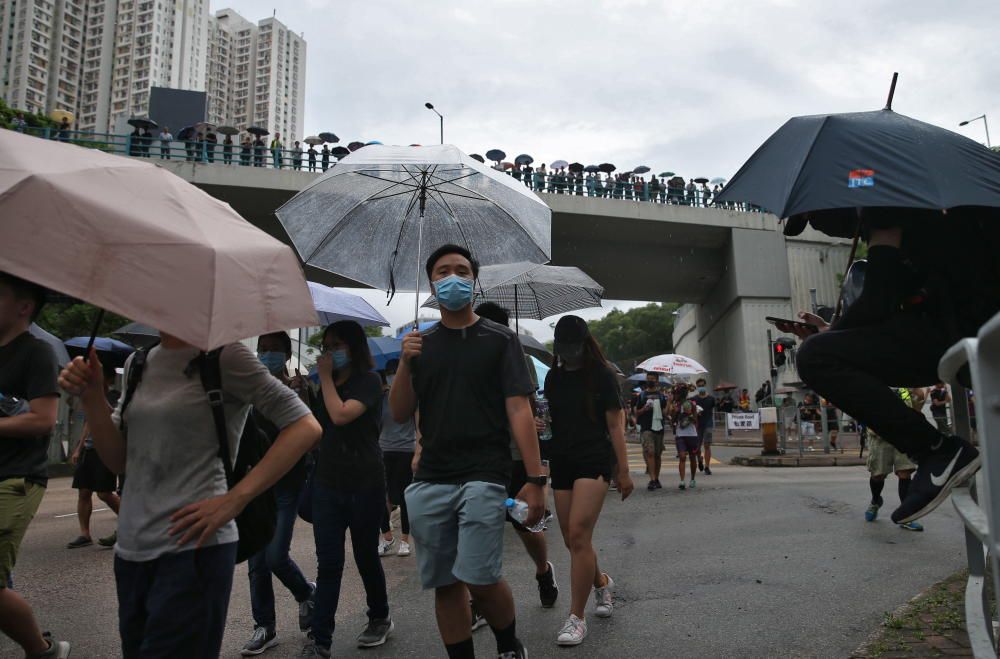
[772,338,795,367]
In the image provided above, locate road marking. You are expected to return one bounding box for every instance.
[54,508,108,518]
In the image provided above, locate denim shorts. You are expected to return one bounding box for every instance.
[405,480,507,589]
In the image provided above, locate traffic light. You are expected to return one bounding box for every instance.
[773,338,795,367]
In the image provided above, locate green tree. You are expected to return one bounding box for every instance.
[36,302,130,340]
[585,302,679,369]
[365,325,385,338]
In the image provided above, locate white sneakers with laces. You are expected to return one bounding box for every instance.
[377,537,395,557]
[556,614,588,646]
[397,540,411,557]
[594,574,615,618]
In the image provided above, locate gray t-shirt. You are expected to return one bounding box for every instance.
[112,342,309,562]
[379,391,416,452]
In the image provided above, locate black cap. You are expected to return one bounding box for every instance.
[554,315,589,343]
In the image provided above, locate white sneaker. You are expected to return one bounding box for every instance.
[556,614,588,646]
[378,538,395,557]
[593,574,615,618]
[397,540,411,557]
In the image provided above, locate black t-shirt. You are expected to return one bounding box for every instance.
[0,332,60,486]
[694,394,716,431]
[411,318,534,485]
[930,388,949,418]
[313,371,384,491]
[544,364,622,465]
[634,391,666,432]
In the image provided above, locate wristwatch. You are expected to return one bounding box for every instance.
[525,475,548,486]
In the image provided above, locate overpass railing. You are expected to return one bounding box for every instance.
[938,311,1000,658]
[14,126,760,211]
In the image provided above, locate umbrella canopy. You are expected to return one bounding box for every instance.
[518,333,551,362]
[367,336,402,370]
[714,108,1000,237]
[659,171,675,178]
[550,159,569,170]
[628,373,670,383]
[29,323,71,366]
[515,154,534,166]
[330,146,350,159]
[469,154,485,163]
[633,166,651,174]
[422,262,603,320]
[713,381,738,391]
[276,144,552,299]
[308,282,390,327]
[0,129,317,351]
[48,109,74,124]
[127,117,157,130]
[177,126,196,140]
[710,177,727,186]
[584,165,600,173]
[347,141,365,152]
[112,321,160,348]
[246,125,269,136]
[598,163,616,173]
[486,149,506,162]
[304,136,324,146]
[636,353,708,376]
[395,321,438,338]
[568,162,584,173]
[366,140,383,146]
[693,177,709,184]
[217,125,239,136]
[65,336,134,367]
[319,132,339,143]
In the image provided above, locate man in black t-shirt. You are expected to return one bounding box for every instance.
[390,245,540,659]
[0,273,69,657]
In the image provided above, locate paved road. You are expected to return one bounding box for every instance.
[2,452,966,658]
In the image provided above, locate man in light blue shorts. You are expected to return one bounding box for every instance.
[390,245,544,659]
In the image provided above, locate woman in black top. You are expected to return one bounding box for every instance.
[542,316,633,648]
[308,321,393,656]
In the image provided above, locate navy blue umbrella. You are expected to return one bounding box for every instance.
[65,336,135,367]
[368,336,402,370]
[714,107,1000,238]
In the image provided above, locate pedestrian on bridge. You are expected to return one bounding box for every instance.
[292,141,302,171]
[307,145,317,172]
[158,127,172,159]
[271,133,283,170]
[321,144,330,172]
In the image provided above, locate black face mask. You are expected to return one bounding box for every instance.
[554,341,584,363]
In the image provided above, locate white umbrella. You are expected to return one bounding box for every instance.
[308,283,389,327]
[636,353,708,376]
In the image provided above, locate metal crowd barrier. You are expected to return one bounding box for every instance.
[938,311,1000,657]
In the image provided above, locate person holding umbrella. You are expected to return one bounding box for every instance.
[253,133,265,167]
[321,144,330,172]
[307,144,317,172]
[390,244,540,659]
[240,135,252,166]
[0,273,70,659]
[222,134,234,166]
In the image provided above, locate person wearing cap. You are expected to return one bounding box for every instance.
[543,315,633,647]
[671,383,701,490]
[390,244,540,659]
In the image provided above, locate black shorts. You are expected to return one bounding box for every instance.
[72,447,118,493]
[382,451,414,506]
[549,455,613,490]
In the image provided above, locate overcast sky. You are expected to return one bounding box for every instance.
[215,0,1000,339]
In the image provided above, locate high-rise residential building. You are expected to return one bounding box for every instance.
[2,1,304,141]
[206,9,305,143]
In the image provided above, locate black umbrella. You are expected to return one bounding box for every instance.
[598,163,616,173]
[633,165,651,174]
[515,154,534,165]
[217,125,239,136]
[177,125,196,140]
[112,321,160,348]
[659,171,675,178]
[486,149,506,162]
[693,177,709,184]
[247,126,269,137]
[330,146,350,159]
[347,141,365,152]
[568,162,584,173]
[714,107,1000,237]
[584,165,600,173]
[469,154,486,163]
[319,132,339,143]
[128,117,157,130]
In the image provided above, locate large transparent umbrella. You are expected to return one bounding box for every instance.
[422,262,603,331]
[276,144,551,320]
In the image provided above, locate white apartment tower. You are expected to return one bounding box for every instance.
[207,9,305,143]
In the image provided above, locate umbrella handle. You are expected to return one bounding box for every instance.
[414,208,423,326]
[84,309,105,362]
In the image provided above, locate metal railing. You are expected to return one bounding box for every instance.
[14,126,760,211]
[775,402,855,455]
[938,311,1000,658]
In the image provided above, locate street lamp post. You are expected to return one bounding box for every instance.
[959,114,991,148]
[425,102,443,145]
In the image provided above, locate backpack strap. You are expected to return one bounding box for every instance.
[117,346,152,432]
[186,347,234,488]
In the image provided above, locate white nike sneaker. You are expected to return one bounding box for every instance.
[593,574,615,618]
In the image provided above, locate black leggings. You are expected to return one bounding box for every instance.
[796,311,953,460]
[380,451,413,535]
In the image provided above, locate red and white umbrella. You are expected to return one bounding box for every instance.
[636,353,708,376]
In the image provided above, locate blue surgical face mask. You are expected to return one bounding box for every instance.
[698,387,707,395]
[330,348,350,370]
[434,274,474,311]
[258,351,286,374]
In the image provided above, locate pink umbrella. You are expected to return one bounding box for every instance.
[0,128,317,351]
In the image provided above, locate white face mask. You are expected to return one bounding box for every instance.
[386,374,396,386]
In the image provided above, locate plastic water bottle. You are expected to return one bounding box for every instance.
[535,396,552,443]
[505,498,546,533]
[0,393,30,418]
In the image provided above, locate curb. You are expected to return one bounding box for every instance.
[731,454,866,467]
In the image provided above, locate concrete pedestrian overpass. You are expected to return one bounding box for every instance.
[159,160,850,389]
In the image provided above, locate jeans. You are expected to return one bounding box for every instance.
[248,479,312,629]
[311,482,389,649]
[796,310,954,460]
[115,542,237,659]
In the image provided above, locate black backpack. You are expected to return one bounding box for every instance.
[119,346,276,564]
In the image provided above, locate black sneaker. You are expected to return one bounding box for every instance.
[299,581,316,631]
[357,617,393,648]
[67,535,92,549]
[653,479,663,489]
[498,637,528,659]
[298,639,330,658]
[698,457,705,472]
[241,626,277,656]
[891,436,980,524]
[536,561,559,608]
[704,467,713,475]
[647,480,656,491]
